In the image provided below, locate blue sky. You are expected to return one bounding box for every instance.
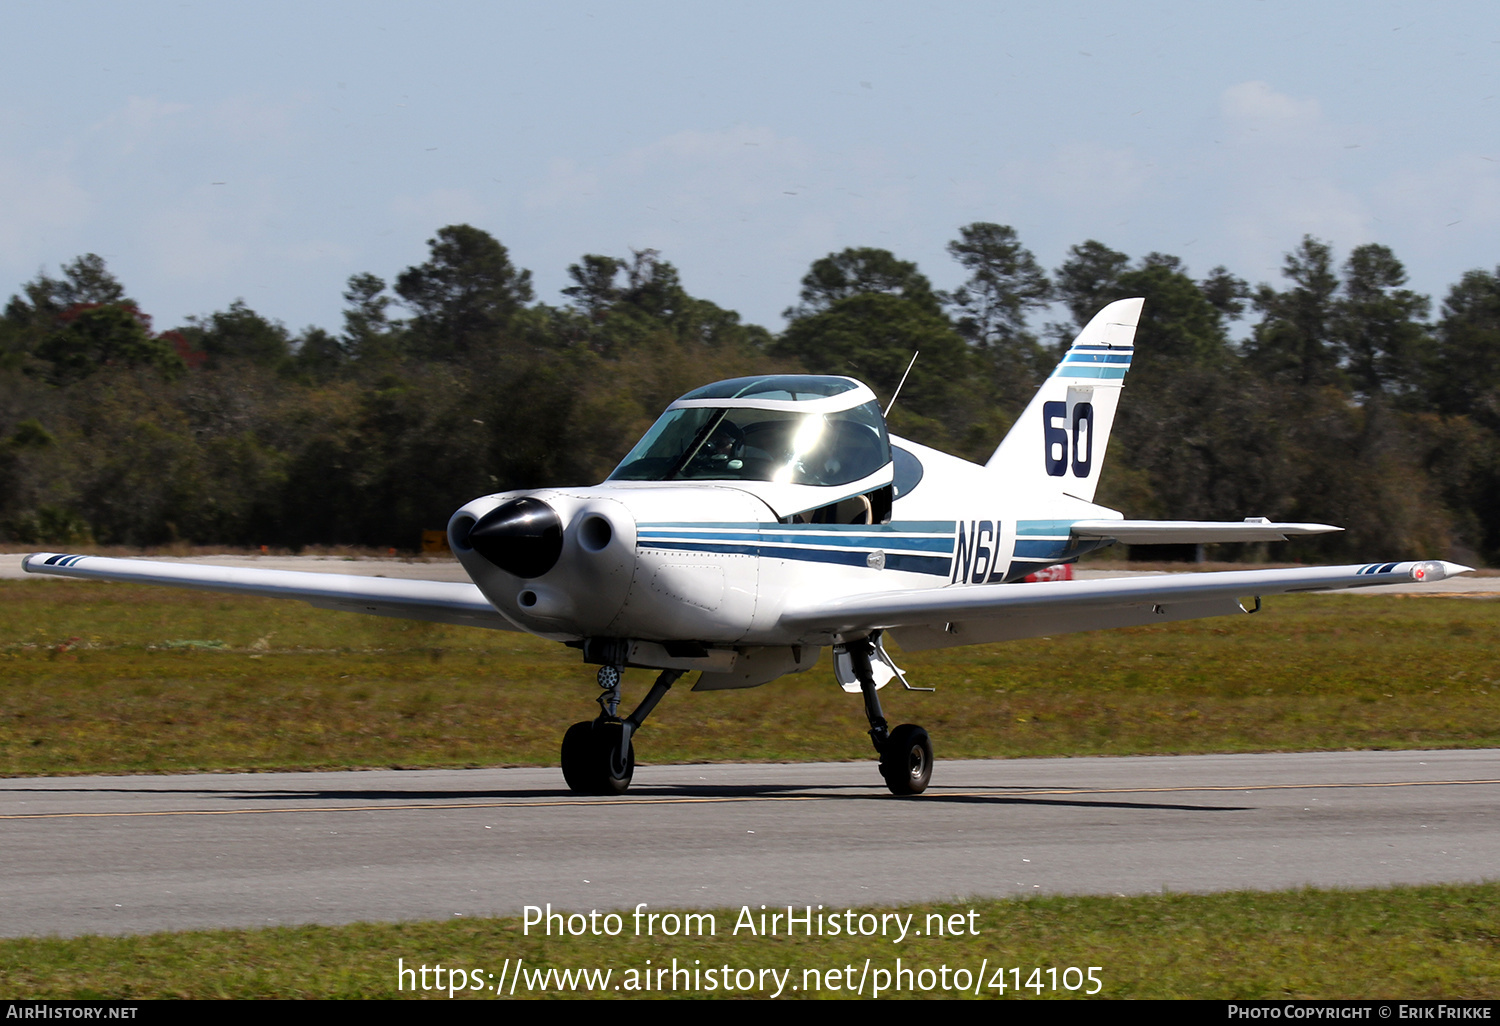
[3,1,1496,336]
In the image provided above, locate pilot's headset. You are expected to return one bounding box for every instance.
[706,420,745,460]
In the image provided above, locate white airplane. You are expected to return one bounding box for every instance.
[24,298,1471,796]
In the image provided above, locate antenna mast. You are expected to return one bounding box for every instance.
[883,351,920,418]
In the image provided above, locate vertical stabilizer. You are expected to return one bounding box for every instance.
[985,297,1143,504]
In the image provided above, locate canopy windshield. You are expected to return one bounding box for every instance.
[676,375,861,403]
[609,399,890,486]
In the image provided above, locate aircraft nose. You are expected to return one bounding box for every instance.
[465,497,563,578]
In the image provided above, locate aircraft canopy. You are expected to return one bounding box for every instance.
[609,375,891,487]
[676,375,862,403]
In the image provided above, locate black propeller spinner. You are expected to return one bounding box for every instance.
[466,497,563,578]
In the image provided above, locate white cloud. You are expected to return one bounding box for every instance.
[1375,154,1500,235]
[1222,180,1370,269]
[1023,142,1152,209]
[1212,81,1373,280]
[205,94,300,146]
[140,183,268,282]
[1219,80,1323,145]
[103,96,192,156]
[0,156,93,269]
[1368,154,1500,291]
[525,158,602,210]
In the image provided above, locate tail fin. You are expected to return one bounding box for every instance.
[985,297,1142,504]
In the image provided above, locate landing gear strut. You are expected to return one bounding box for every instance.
[847,636,933,795]
[560,665,682,795]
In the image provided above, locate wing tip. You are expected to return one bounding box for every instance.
[1407,560,1475,583]
[22,552,70,573]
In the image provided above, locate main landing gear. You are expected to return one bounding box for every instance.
[560,664,682,796]
[846,635,933,796]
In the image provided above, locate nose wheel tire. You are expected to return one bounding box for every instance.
[561,720,635,795]
[879,723,932,795]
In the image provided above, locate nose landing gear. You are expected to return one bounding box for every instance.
[560,664,681,796]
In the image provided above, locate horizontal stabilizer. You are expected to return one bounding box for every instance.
[1069,519,1341,545]
[22,553,517,631]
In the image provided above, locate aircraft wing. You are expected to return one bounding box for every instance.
[1068,518,1340,544]
[22,552,518,631]
[779,560,1473,652]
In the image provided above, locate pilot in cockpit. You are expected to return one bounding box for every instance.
[694,421,746,473]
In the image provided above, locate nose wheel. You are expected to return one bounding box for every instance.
[560,665,681,796]
[561,720,634,795]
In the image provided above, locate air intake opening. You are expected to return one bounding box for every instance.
[579,514,613,553]
[450,515,477,552]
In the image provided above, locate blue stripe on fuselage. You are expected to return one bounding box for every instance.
[638,539,952,576]
[638,530,954,553]
[635,521,957,576]
[638,521,957,532]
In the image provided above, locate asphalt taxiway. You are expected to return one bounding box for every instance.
[2,750,1496,938]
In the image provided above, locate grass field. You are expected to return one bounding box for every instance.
[2,886,1497,999]
[2,579,1497,776]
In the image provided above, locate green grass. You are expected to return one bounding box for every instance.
[3,580,1498,776]
[2,885,1496,999]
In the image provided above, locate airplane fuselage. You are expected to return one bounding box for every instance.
[448,434,1118,670]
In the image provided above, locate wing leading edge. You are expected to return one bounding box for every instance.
[22,553,517,631]
[780,560,1473,652]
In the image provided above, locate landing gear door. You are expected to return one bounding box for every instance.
[833,642,895,694]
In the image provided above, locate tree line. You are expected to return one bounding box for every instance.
[2,223,1497,565]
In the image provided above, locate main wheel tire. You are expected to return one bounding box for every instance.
[880,723,932,795]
